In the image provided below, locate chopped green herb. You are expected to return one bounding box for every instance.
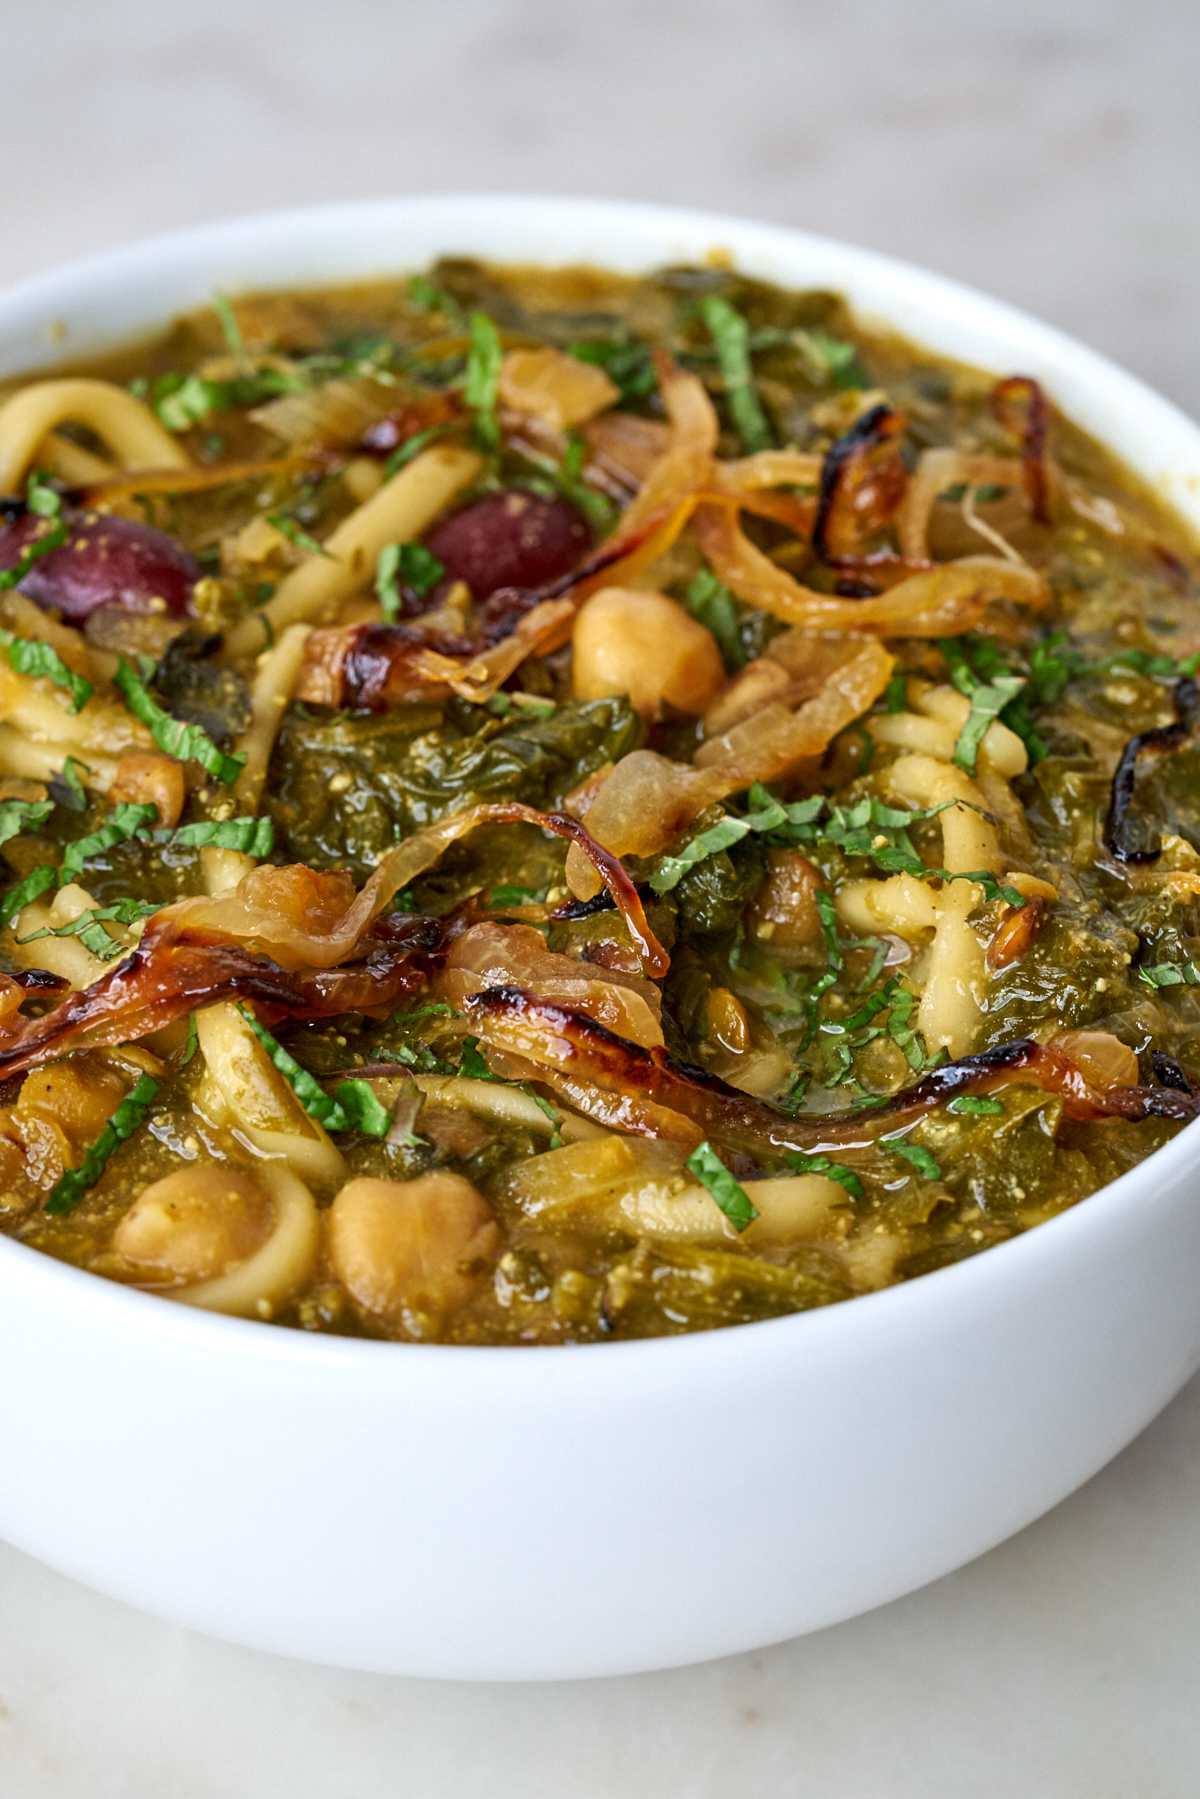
[53,756,90,812]
[882,672,908,714]
[1101,647,1200,681]
[484,689,557,719]
[793,327,868,390]
[459,1036,493,1081]
[18,897,160,960]
[375,541,445,620]
[0,798,53,848]
[211,292,243,357]
[59,802,158,884]
[0,628,92,712]
[240,1006,340,1122]
[464,311,502,450]
[883,984,933,1072]
[682,566,746,670]
[947,1094,1005,1116]
[152,367,302,431]
[783,1150,865,1200]
[524,1087,563,1146]
[813,889,844,973]
[649,789,787,894]
[699,295,773,454]
[882,1137,942,1180]
[686,1139,758,1232]
[856,936,891,992]
[45,1074,159,1216]
[267,511,332,559]
[329,1079,393,1139]
[518,432,616,536]
[950,670,1027,775]
[26,471,63,519]
[0,863,55,928]
[567,335,657,402]
[113,659,245,785]
[162,816,274,857]
[179,1014,199,1067]
[1138,961,1200,989]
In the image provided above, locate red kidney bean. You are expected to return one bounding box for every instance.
[0,508,198,621]
[424,490,589,601]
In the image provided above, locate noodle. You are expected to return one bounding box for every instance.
[0,378,188,491]
[224,444,482,656]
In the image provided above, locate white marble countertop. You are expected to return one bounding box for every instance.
[2,2,1199,1793]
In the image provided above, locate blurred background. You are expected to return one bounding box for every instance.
[2,3,1199,1794]
[6,0,1197,410]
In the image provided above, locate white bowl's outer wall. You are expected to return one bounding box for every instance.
[1,198,1199,1681]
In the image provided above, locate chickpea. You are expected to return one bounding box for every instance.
[572,588,724,720]
[114,1166,273,1285]
[749,849,823,948]
[329,1172,500,1336]
[706,987,751,1054]
[110,751,186,830]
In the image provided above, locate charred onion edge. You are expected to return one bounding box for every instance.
[0,811,664,1079]
[460,804,667,977]
[811,402,906,565]
[0,914,449,1082]
[991,376,1051,525]
[317,511,672,707]
[11,967,69,993]
[1151,1050,1195,1094]
[1104,677,1199,864]
[464,988,1200,1158]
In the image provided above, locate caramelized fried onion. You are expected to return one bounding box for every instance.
[0,914,448,1082]
[464,989,1200,1163]
[563,639,893,894]
[296,509,691,708]
[991,376,1052,525]
[165,802,668,977]
[692,503,1046,635]
[1104,677,1199,864]
[812,402,908,562]
[441,922,664,1048]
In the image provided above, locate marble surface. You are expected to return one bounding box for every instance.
[2,1,1199,1793]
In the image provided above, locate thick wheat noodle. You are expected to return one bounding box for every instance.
[0,378,188,492]
[39,432,116,485]
[195,1002,345,1188]
[0,722,116,789]
[891,752,1003,1056]
[201,623,314,900]
[224,444,482,657]
[871,686,1028,781]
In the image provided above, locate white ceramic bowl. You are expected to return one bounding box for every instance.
[1,197,1198,1681]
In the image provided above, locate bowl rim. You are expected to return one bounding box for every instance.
[1,190,1197,1375]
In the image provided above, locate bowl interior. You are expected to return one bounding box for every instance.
[0,192,1198,1363]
